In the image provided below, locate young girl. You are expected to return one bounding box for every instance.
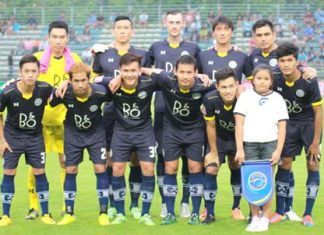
[234,65,288,232]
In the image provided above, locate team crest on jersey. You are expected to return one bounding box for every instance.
[34,98,42,106]
[269,58,278,67]
[296,89,305,97]
[13,102,19,107]
[192,93,201,99]
[208,61,214,65]
[181,51,189,56]
[108,58,114,63]
[138,91,147,99]
[229,60,238,69]
[160,50,166,55]
[214,109,220,114]
[254,58,258,63]
[90,105,98,112]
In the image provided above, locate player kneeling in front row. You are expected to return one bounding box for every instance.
[0,55,55,226]
[51,62,111,226]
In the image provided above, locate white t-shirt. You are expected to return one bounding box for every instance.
[234,89,289,142]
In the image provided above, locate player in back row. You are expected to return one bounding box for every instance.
[92,15,151,219]
[149,10,201,218]
[27,21,81,219]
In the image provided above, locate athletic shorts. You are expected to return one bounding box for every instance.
[163,120,205,163]
[217,137,236,163]
[111,127,156,163]
[43,125,64,154]
[3,133,46,169]
[64,126,107,167]
[282,120,320,160]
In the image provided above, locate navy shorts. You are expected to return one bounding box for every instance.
[217,137,236,163]
[282,120,319,159]
[163,120,205,163]
[3,133,46,169]
[103,102,115,150]
[64,126,107,167]
[244,140,277,161]
[111,127,156,163]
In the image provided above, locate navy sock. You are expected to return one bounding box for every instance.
[163,174,177,216]
[181,156,190,204]
[129,166,141,209]
[203,173,217,216]
[35,173,49,215]
[96,172,109,214]
[275,168,290,215]
[190,172,203,215]
[156,153,165,204]
[230,168,242,210]
[112,176,126,215]
[1,174,15,216]
[106,167,115,208]
[304,171,320,216]
[285,171,295,212]
[64,173,77,215]
[140,175,155,216]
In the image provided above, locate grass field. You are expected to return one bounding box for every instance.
[0,148,323,235]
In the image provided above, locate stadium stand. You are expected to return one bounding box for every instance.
[0,3,322,81]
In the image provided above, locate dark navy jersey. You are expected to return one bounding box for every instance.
[198,47,253,83]
[50,83,110,131]
[149,39,201,72]
[152,71,214,130]
[203,90,236,140]
[273,74,322,121]
[0,81,52,137]
[250,48,280,74]
[92,46,151,77]
[101,75,158,131]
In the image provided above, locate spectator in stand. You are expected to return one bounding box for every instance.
[288,14,297,35]
[242,16,253,37]
[275,22,283,38]
[87,12,98,28]
[12,19,21,34]
[298,47,308,66]
[199,23,208,42]
[303,11,314,26]
[69,27,79,43]
[185,10,195,25]
[27,14,38,30]
[57,13,66,22]
[97,14,105,28]
[307,47,318,63]
[236,14,242,28]
[313,8,324,25]
[320,43,324,65]
[303,24,315,42]
[7,50,14,79]
[207,10,215,27]
[79,24,91,42]
[109,13,117,26]
[139,11,149,28]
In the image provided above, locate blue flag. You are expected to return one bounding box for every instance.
[241,161,273,206]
